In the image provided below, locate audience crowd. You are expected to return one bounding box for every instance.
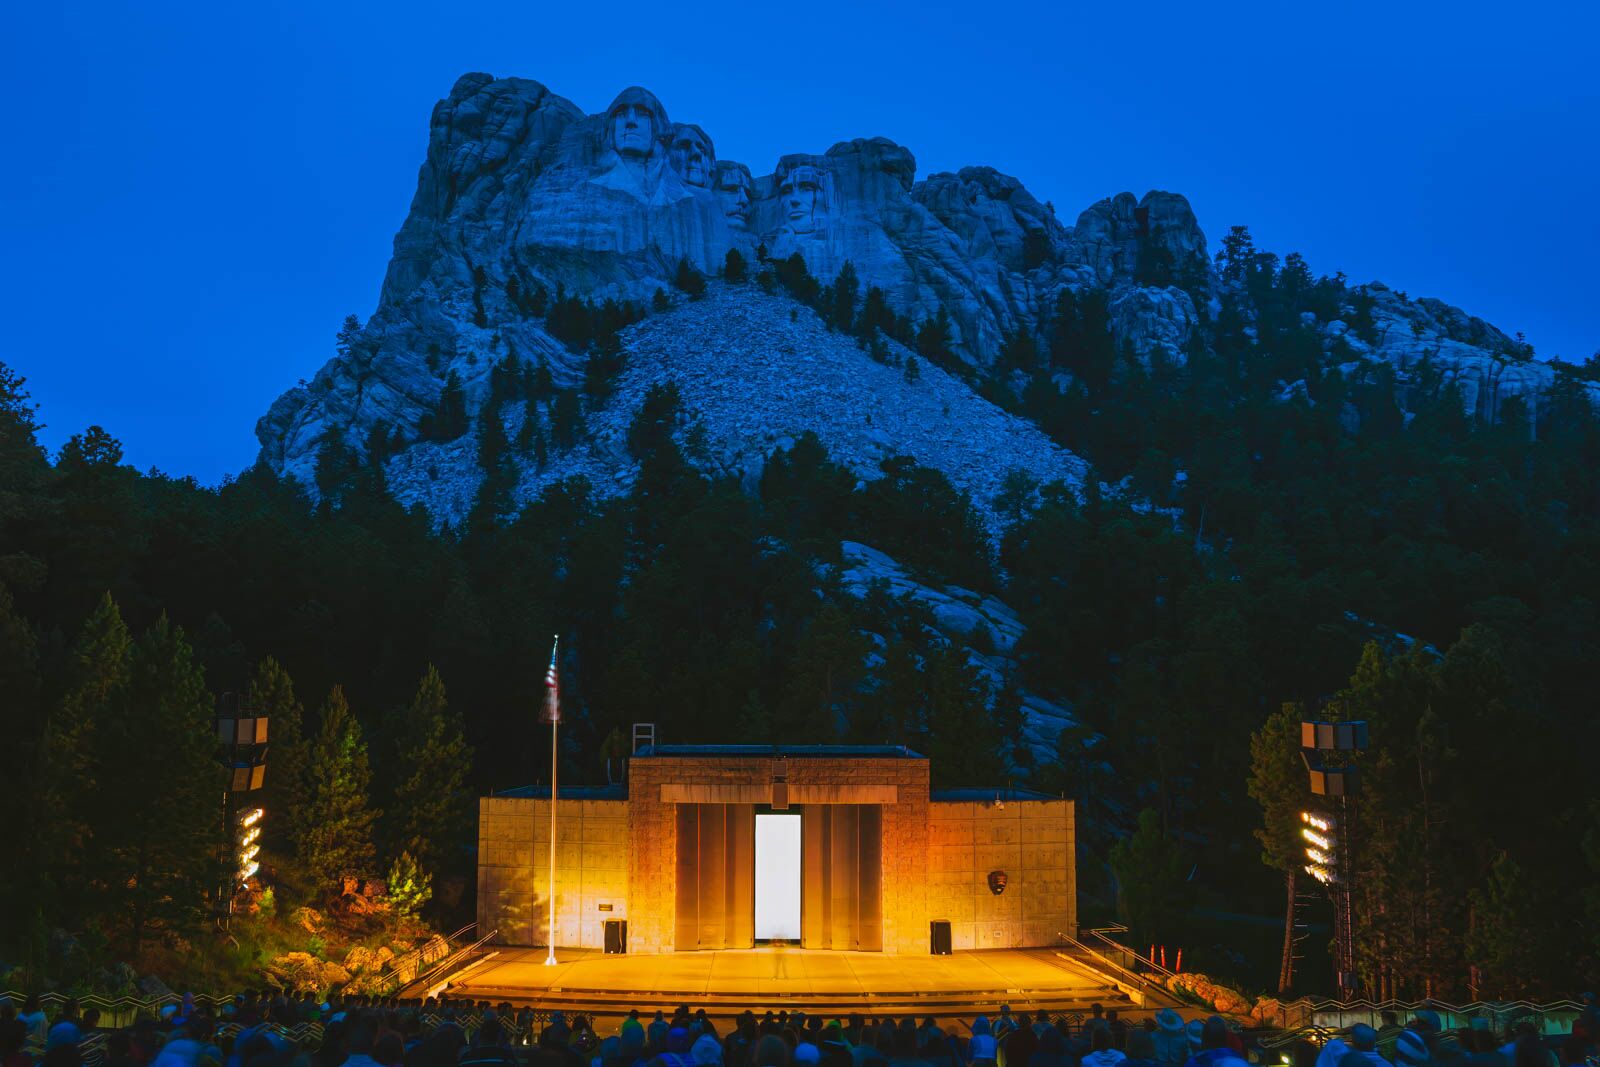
[4,990,1597,1067]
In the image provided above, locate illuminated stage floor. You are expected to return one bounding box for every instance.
[441,946,1162,1023]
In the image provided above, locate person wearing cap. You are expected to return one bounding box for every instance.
[1182,1018,1246,1067]
[1153,1011,1188,1067]
[794,1043,822,1067]
[1393,1031,1430,1067]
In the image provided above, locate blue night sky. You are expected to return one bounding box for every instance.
[3,1,1595,484]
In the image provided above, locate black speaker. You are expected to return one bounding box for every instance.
[930,919,952,955]
[604,918,627,954]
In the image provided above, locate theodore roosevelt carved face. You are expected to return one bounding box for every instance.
[714,162,753,228]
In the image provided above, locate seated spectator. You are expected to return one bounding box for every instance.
[968,1018,997,1067]
[1182,1018,1245,1067]
[1152,1011,1188,1067]
[754,1036,791,1067]
[18,997,49,1046]
[1027,1027,1071,1067]
[1126,1031,1159,1067]
[1084,1027,1127,1067]
[1393,1031,1430,1067]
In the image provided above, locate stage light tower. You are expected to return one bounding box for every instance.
[1299,719,1366,1000]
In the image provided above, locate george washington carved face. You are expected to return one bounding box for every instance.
[604,87,669,159]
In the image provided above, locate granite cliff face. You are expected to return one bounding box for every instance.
[256,73,1202,499]
[257,71,1589,515]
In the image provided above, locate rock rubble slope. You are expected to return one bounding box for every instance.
[381,286,1086,527]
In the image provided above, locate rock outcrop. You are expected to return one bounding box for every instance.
[258,72,1187,506]
[837,540,1078,761]
[1320,282,1599,432]
[256,71,1591,516]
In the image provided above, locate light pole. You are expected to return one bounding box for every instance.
[542,636,561,966]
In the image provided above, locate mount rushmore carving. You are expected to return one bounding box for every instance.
[258,72,1581,493]
[376,74,1208,362]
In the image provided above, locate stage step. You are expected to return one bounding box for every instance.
[454,984,1135,1020]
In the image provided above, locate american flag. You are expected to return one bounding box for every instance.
[541,636,561,724]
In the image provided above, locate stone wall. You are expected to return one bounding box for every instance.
[477,760,1076,955]
[926,798,1076,951]
[477,796,628,949]
[625,755,933,955]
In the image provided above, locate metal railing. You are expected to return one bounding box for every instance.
[407,927,500,997]
[1082,923,1182,982]
[1055,930,1168,1006]
[374,923,478,993]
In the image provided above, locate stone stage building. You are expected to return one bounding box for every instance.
[478,745,1076,955]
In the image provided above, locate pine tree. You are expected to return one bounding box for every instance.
[473,404,515,525]
[420,371,468,442]
[551,390,582,450]
[0,361,50,543]
[916,308,955,370]
[777,604,868,740]
[0,583,46,949]
[94,614,224,953]
[1466,852,1556,998]
[387,665,472,879]
[673,257,706,298]
[723,248,747,283]
[245,657,307,862]
[295,686,380,895]
[1248,703,1312,993]
[335,314,363,357]
[922,646,1003,787]
[829,262,859,333]
[1108,808,1193,948]
[47,593,133,915]
[386,850,432,921]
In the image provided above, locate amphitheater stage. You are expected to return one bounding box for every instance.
[437,945,1160,1025]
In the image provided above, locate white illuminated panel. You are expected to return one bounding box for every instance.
[755,813,802,941]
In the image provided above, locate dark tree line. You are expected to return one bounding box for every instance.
[5,221,1600,994]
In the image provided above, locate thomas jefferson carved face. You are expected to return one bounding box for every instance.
[778,164,828,235]
[714,163,752,228]
[668,124,714,187]
[604,87,668,159]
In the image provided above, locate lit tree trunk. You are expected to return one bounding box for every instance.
[1278,868,1297,994]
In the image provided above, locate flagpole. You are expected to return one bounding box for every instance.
[544,634,559,966]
